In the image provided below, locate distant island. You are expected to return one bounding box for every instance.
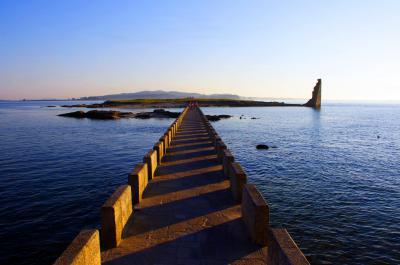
[62,79,322,109]
[63,98,298,108]
[78,90,241,101]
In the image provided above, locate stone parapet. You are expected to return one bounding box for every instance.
[153,141,164,164]
[101,185,132,249]
[53,229,100,265]
[229,162,248,203]
[160,135,168,151]
[242,184,269,245]
[128,163,148,204]
[222,149,234,177]
[143,150,157,180]
[216,140,227,162]
[267,228,310,265]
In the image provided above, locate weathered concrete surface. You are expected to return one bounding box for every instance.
[222,149,234,177]
[143,150,157,180]
[242,184,269,246]
[267,228,310,265]
[101,185,133,249]
[101,108,268,265]
[128,163,148,204]
[54,229,101,265]
[229,162,248,203]
[153,141,164,164]
[216,140,228,162]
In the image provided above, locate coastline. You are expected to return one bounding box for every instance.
[61,98,304,109]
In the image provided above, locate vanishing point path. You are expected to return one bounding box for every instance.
[102,107,267,264]
[55,105,309,265]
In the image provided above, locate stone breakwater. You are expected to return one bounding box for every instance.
[53,106,310,265]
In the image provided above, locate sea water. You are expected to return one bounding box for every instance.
[0,101,399,265]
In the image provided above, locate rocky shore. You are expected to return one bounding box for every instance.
[58,110,134,119]
[58,109,232,121]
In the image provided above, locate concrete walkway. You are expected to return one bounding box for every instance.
[101,108,268,265]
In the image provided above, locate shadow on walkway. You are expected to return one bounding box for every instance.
[105,219,266,265]
[101,108,268,265]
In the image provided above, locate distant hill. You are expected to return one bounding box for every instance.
[79,90,240,100]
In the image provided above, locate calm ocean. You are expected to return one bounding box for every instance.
[0,101,399,265]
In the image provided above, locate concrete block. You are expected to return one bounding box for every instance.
[53,229,100,265]
[241,184,269,245]
[216,140,227,161]
[153,141,164,164]
[228,162,247,203]
[222,149,234,177]
[209,129,217,140]
[168,130,172,144]
[267,228,310,265]
[213,135,221,146]
[160,135,168,150]
[128,163,148,204]
[143,150,157,180]
[165,134,169,149]
[101,185,132,249]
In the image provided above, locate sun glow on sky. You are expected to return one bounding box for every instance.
[0,0,399,100]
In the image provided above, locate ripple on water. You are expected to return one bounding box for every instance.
[204,105,400,265]
[0,103,400,265]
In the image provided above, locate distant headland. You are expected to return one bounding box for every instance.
[78,91,241,101]
[62,79,322,109]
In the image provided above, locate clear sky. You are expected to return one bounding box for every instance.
[0,0,399,100]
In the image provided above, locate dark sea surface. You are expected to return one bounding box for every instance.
[0,101,399,265]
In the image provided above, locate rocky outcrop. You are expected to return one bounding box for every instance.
[58,110,135,119]
[206,115,232,121]
[58,111,87,118]
[62,103,104,108]
[58,109,181,120]
[256,144,269,150]
[152,109,180,118]
[304,79,322,108]
[134,109,180,119]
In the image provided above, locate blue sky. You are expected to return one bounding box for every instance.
[0,0,399,100]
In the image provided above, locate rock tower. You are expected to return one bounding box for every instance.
[304,79,322,108]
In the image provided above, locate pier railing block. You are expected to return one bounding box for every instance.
[168,130,172,144]
[229,162,247,203]
[128,163,148,204]
[216,140,227,161]
[153,141,164,164]
[242,184,269,245]
[143,150,157,180]
[267,228,310,265]
[160,135,168,150]
[101,185,132,249]
[213,135,222,146]
[209,130,218,140]
[222,149,234,177]
[53,229,100,265]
